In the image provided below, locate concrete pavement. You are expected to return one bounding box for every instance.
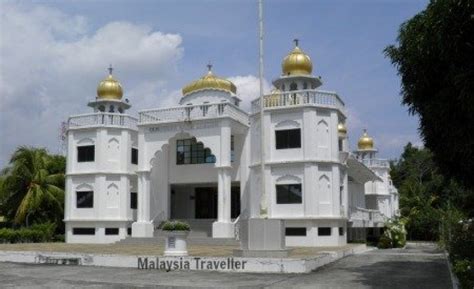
[0,243,452,289]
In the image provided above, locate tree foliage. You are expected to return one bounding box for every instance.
[0,147,65,227]
[391,143,473,240]
[385,0,474,189]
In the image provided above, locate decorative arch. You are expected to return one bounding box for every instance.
[276,174,302,184]
[275,119,300,129]
[106,183,119,208]
[76,183,93,191]
[77,138,94,145]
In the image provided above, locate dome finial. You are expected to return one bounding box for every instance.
[293,38,299,47]
[108,64,113,75]
[207,62,213,72]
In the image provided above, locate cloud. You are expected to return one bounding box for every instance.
[228,75,271,112]
[0,3,183,166]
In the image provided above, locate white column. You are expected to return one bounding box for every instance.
[213,120,234,238]
[132,170,153,237]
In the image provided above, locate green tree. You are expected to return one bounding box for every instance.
[391,143,473,239]
[0,147,65,226]
[385,0,474,190]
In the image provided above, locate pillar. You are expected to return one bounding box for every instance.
[212,120,234,238]
[132,171,154,237]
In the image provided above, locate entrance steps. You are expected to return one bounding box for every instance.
[116,219,239,246]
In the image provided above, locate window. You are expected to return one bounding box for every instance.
[127,227,132,235]
[76,191,93,208]
[275,129,301,149]
[290,82,298,91]
[339,227,344,236]
[276,184,302,204]
[285,227,306,236]
[318,227,332,236]
[77,145,95,162]
[303,82,308,89]
[338,139,343,151]
[105,228,119,235]
[73,228,95,235]
[231,135,235,162]
[131,148,138,165]
[176,138,216,165]
[130,192,137,209]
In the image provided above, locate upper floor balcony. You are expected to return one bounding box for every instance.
[139,102,249,126]
[67,113,138,130]
[251,89,345,114]
[361,158,390,168]
[349,206,386,227]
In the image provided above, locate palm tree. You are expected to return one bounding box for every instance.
[0,147,64,225]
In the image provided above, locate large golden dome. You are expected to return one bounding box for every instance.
[97,66,123,100]
[358,129,374,150]
[182,65,237,96]
[282,40,313,76]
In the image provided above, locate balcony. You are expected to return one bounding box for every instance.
[349,206,386,227]
[67,113,138,130]
[139,102,249,126]
[361,158,390,168]
[251,89,345,114]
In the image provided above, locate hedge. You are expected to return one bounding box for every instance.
[0,223,56,243]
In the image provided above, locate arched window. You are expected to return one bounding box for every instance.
[118,107,123,113]
[290,82,298,91]
[303,82,308,89]
[109,106,115,113]
[98,105,105,112]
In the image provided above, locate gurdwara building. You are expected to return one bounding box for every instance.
[64,41,399,246]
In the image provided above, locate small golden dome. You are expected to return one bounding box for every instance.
[97,66,123,100]
[358,129,374,150]
[338,123,347,135]
[282,39,313,76]
[182,65,237,96]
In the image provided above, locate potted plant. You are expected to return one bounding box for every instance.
[161,220,191,256]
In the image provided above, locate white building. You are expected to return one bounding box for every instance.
[64,42,399,246]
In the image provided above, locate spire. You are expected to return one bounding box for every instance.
[207,62,213,73]
[293,38,299,47]
[108,64,114,75]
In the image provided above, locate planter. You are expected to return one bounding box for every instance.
[163,231,189,256]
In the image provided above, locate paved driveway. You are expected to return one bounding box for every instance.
[0,243,452,289]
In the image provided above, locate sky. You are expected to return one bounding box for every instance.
[0,0,427,167]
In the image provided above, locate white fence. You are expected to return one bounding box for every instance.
[67,113,138,130]
[139,102,249,125]
[251,89,345,113]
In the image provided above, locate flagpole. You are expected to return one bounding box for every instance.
[258,0,267,218]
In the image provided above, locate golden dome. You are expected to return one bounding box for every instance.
[182,65,237,96]
[97,66,123,100]
[282,39,313,76]
[358,129,374,150]
[338,123,347,135]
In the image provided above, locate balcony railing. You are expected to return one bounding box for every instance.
[67,113,138,130]
[251,89,345,113]
[139,102,249,126]
[362,158,390,168]
[349,206,386,224]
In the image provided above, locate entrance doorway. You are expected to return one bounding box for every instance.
[195,187,217,219]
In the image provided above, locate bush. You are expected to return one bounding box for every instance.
[378,218,407,249]
[377,234,393,249]
[161,220,190,231]
[0,222,56,243]
[446,219,474,289]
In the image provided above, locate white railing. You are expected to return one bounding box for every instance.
[349,206,386,224]
[67,113,138,130]
[139,102,249,126]
[152,211,166,229]
[233,208,249,241]
[362,158,390,168]
[251,89,345,113]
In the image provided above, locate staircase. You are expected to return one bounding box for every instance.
[116,219,239,246]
